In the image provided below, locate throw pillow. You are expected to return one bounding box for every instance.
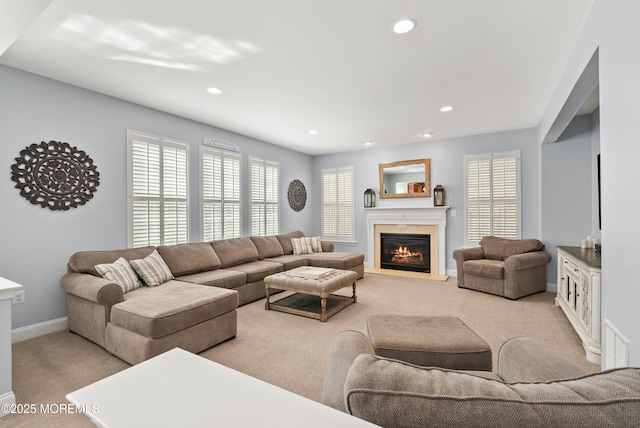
[291,237,314,255]
[307,236,323,253]
[94,257,142,293]
[129,250,174,287]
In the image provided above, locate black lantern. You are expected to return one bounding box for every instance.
[364,188,376,208]
[433,184,445,206]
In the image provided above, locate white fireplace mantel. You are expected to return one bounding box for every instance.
[365,206,449,276]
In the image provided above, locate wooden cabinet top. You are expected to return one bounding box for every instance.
[558,246,601,269]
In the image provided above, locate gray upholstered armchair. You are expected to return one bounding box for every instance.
[453,236,551,299]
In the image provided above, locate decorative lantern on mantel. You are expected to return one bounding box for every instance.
[364,188,376,208]
[433,184,445,206]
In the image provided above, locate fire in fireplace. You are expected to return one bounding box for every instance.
[380,233,430,273]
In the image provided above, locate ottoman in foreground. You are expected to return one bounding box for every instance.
[366,314,492,371]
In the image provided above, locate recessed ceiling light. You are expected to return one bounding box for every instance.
[309,130,318,135]
[393,19,417,34]
[207,87,222,94]
[440,105,454,112]
[364,141,374,145]
[422,132,433,138]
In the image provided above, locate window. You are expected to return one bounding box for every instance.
[127,130,189,247]
[322,166,354,242]
[249,157,279,236]
[464,150,520,246]
[201,148,241,241]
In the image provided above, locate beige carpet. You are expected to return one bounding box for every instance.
[7,274,599,427]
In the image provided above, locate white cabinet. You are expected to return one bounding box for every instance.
[556,247,601,364]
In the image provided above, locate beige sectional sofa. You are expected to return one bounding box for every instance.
[322,331,640,427]
[60,231,364,364]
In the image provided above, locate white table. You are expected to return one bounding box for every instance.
[67,347,378,427]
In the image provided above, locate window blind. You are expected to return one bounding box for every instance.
[249,157,279,236]
[464,151,520,246]
[322,167,354,241]
[202,148,241,241]
[128,130,189,247]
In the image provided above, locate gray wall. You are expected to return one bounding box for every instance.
[541,112,600,284]
[0,65,313,329]
[311,127,542,271]
[539,0,640,365]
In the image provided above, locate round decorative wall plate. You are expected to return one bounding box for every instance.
[11,140,100,211]
[287,179,307,212]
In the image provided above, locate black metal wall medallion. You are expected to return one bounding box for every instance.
[11,141,100,211]
[287,179,307,212]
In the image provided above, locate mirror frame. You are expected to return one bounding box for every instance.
[379,158,431,199]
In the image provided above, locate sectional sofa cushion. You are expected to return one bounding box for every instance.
[94,257,142,293]
[305,252,365,270]
[68,246,156,275]
[249,236,284,259]
[211,237,260,268]
[130,250,174,287]
[175,268,247,289]
[110,280,238,338]
[479,236,544,261]
[276,231,305,255]
[463,258,505,279]
[344,354,640,427]
[225,260,283,283]
[157,243,222,276]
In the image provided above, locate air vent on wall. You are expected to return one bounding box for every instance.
[603,319,629,369]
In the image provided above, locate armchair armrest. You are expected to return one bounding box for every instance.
[452,247,485,287]
[60,272,123,307]
[498,337,588,383]
[321,330,374,412]
[504,251,551,271]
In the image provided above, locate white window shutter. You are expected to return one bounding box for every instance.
[464,151,520,246]
[322,167,354,241]
[128,130,189,247]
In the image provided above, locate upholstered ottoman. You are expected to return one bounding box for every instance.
[365,314,492,371]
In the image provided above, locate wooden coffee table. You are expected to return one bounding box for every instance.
[264,267,358,322]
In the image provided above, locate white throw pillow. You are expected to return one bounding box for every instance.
[291,236,323,255]
[291,237,314,255]
[129,250,174,287]
[94,257,142,293]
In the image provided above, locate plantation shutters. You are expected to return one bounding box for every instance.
[202,148,241,241]
[322,167,354,242]
[128,130,189,248]
[464,150,520,246]
[250,157,279,236]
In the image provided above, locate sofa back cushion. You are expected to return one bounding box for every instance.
[249,236,284,259]
[211,237,260,268]
[480,236,544,260]
[275,231,305,255]
[344,354,640,428]
[157,243,222,276]
[68,246,156,275]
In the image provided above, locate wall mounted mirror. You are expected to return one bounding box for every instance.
[379,158,431,198]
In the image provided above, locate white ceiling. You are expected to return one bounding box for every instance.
[1,0,593,155]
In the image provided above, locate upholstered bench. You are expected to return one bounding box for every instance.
[105,281,239,365]
[365,314,492,371]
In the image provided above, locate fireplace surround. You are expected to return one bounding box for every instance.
[365,206,448,277]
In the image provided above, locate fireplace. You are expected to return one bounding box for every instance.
[380,233,430,273]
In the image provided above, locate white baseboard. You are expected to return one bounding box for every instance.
[0,391,16,419]
[11,317,68,343]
